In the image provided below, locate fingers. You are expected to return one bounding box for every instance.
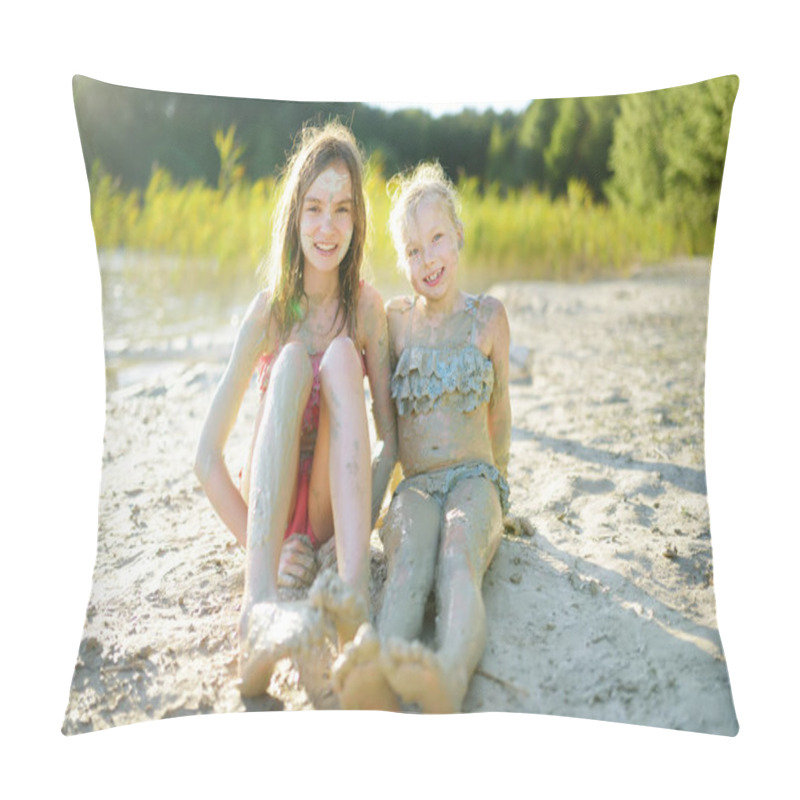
[316,537,338,574]
[278,534,318,589]
[502,514,535,537]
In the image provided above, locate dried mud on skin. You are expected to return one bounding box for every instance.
[62,259,736,735]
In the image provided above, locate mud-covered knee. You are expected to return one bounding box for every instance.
[269,341,313,393]
[439,516,481,578]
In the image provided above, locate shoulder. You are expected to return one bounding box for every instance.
[238,289,277,351]
[356,282,388,332]
[475,292,506,316]
[476,293,509,329]
[473,294,509,356]
[386,295,414,335]
[355,282,389,351]
[385,295,414,353]
[385,294,414,317]
[356,281,385,317]
[243,289,272,324]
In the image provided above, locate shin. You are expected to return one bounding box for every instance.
[434,478,502,706]
[244,343,312,607]
[317,337,372,602]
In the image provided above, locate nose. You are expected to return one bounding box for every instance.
[423,243,437,265]
[319,208,334,232]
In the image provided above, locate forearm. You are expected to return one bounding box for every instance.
[489,405,511,479]
[195,452,249,547]
[487,299,512,480]
[194,290,271,549]
[370,436,397,528]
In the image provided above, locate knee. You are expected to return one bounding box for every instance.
[320,336,361,381]
[439,512,480,580]
[268,342,313,395]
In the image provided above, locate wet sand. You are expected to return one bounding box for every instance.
[62,259,737,734]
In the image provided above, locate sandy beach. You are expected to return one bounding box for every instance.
[60,257,736,734]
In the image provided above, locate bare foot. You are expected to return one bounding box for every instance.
[332,623,400,711]
[238,600,326,697]
[308,570,368,645]
[380,639,462,713]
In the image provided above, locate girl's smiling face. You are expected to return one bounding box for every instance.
[403,195,463,301]
[299,160,354,275]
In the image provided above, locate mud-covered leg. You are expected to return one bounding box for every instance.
[330,481,438,712]
[382,477,502,712]
[239,343,311,694]
[328,488,440,709]
[308,337,372,642]
[377,487,441,640]
[433,477,502,710]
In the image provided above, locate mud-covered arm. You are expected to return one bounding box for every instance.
[487,297,512,480]
[360,285,398,527]
[194,291,271,547]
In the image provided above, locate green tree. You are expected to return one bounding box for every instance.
[486,121,517,186]
[544,97,583,195]
[577,95,620,198]
[515,98,559,189]
[607,75,739,251]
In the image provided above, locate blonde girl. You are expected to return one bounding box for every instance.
[195,122,396,697]
[332,161,511,713]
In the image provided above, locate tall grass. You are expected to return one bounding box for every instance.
[88,154,708,294]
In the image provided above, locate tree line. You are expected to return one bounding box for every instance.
[73,75,737,252]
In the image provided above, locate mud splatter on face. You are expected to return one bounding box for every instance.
[299,162,354,274]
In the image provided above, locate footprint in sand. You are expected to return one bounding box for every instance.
[572,477,615,495]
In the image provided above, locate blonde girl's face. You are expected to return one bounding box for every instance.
[402,195,463,301]
[299,160,354,275]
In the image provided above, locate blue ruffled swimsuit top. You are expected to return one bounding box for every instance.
[391,294,494,417]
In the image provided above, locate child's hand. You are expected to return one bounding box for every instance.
[316,536,338,575]
[278,534,318,589]
[503,515,536,537]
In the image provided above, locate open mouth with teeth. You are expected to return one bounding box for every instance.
[315,242,338,255]
[423,267,445,287]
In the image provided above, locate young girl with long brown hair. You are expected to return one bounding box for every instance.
[195,121,396,697]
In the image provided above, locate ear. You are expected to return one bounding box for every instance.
[457,222,465,251]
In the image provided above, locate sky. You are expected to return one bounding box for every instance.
[369,99,532,116]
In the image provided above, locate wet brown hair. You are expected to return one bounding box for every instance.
[260,120,367,342]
